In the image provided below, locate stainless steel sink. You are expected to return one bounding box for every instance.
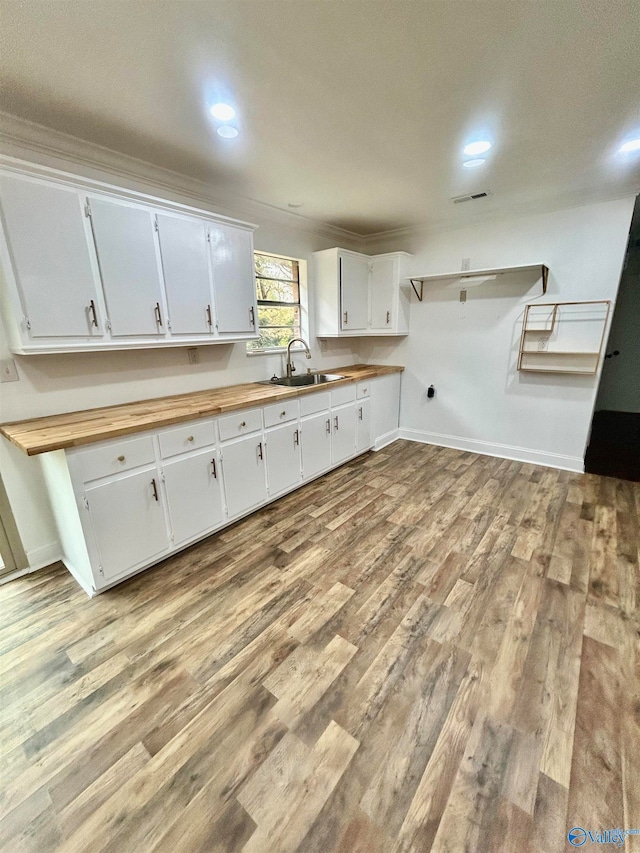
[259,373,344,387]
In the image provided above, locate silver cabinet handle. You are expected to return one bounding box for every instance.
[151,478,159,501]
[359,407,363,420]
[386,310,390,324]
[343,311,348,325]
[294,429,299,446]
[155,302,163,326]
[89,299,98,328]
[257,441,263,461]
[334,415,339,431]
[326,419,331,434]
[211,458,217,478]
[206,304,212,327]
[249,306,255,327]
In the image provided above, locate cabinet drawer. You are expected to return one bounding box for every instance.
[356,381,371,399]
[218,408,262,442]
[76,435,156,482]
[300,390,331,417]
[331,383,356,407]
[159,419,216,459]
[263,399,299,429]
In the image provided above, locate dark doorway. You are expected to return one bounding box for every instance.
[585,194,640,481]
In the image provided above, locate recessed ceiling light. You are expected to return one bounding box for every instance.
[619,138,640,153]
[463,141,492,156]
[217,126,239,139]
[462,158,486,168]
[211,103,236,121]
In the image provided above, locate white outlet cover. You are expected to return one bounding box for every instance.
[0,358,19,382]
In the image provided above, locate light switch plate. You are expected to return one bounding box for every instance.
[0,358,19,382]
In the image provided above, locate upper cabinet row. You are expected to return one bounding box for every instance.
[314,247,413,337]
[0,170,258,353]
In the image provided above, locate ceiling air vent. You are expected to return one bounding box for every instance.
[451,191,492,204]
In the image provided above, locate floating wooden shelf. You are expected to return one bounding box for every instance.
[408,263,548,300]
[517,300,610,375]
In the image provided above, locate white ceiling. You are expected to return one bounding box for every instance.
[0,0,639,236]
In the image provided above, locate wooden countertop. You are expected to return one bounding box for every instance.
[1,364,403,456]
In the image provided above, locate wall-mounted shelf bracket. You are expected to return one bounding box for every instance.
[407,263,549,297]
[409,279,424,301]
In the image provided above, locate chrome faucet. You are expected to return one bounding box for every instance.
[286,337,312,377]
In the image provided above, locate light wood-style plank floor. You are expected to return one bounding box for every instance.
[1,441,639,852]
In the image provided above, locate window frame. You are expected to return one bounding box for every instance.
[247,251,308,355]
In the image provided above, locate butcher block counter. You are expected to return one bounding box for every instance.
[0,364,403,456]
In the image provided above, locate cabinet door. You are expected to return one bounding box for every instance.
[0,175,103,338]
[340,254,369,331]
[370,256,396,330]
[85,469,169,581]
[221,435,267,517]
[163,449,223,546]
[89,197,165,337]
[208,223,257,334]
[301,412,332,481]
[370,374,401,443]
[265,424,302,497]
[332,403,357,465]
[356,399,371,454]
[156,214,213,335]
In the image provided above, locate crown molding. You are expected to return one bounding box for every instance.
[0,111,366,249]
[360,185,639,251]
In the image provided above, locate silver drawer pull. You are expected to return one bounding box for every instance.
[281,410,286,417]
[240,421,246,428]
[117,455,125,462]
[187,435,194,442]
[326,419,331,434]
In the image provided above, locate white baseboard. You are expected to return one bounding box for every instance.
[373,429,400,451]
[26,542,63,572]
[398,428,585,473]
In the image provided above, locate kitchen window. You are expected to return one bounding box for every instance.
[247,252,305,353]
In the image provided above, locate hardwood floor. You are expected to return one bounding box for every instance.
[1,441,638,852]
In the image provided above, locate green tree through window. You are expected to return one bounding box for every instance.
[248,253,302,352]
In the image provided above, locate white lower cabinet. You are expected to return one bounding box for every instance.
[85,467,170,583]
[163,448,223,546]
[331,403,357,465]
[265,423,302,497]
[356,399,371,454]
[301,412,332,480]
[54,375,401,595]
[221,434,268,518]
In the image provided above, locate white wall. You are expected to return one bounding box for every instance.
[360,196,636,471]
[0,151,362,570]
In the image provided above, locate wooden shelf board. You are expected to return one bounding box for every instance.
[408,264,548,300]
[521,350,600,357]
[519,367,597,375]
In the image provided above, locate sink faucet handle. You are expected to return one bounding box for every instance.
[290,362,296,373]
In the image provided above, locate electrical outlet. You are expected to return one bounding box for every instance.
[0,358,19,382]
[461,257,471,271]
[319,339,328,353]
[187,348,199,365]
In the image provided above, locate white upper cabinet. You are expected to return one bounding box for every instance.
[370,255,396,330]
[0,175,104,340]
[314,247,413,337]
[89,197,166,337]
[340,253,369,330]
[208,222,257,335]
[0,162,258,353]
[156,213,213,336]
